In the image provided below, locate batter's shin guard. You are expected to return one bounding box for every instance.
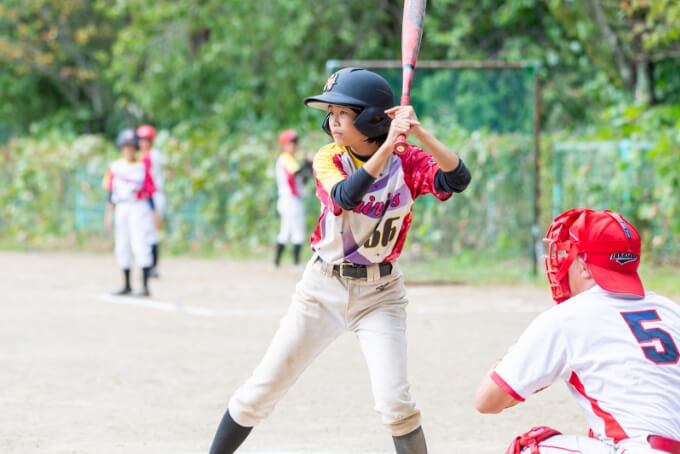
[393,426,427,454]
[209,409,252,454]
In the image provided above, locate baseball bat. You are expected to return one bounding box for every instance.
[393,0,427,153]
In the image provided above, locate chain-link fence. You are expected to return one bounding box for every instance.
[552,139,679,263]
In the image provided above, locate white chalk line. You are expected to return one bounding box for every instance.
[98,293,283,317]
[99,293,543,318]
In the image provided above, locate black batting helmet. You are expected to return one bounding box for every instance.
[116,129,139,149]
[304,67,394,139]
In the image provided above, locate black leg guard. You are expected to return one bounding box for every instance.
[292,243,302,265]
[274,243,285,267]
[393,426,427,454]
[209,409,253,454]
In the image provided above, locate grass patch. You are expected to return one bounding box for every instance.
[638,262,680,299]
[400,253,543,286]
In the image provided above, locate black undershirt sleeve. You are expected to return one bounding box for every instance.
[434,159,471,193]
[331,168,377,211]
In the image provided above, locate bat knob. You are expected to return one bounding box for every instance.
[393,134,408,154]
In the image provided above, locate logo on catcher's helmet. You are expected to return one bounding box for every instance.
[610,252,637,265]
[323,72,338,92]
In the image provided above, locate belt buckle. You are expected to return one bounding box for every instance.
[338,262,359,279]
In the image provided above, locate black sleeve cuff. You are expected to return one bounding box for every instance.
[331,168,377,210]
[434,159,471,193]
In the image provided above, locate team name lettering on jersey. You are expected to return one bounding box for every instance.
[311,143,452,265]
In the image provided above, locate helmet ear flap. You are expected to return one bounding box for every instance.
[322,113,332,137]
[353,106,391,138]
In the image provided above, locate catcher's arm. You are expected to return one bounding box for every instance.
[474,362,520,414]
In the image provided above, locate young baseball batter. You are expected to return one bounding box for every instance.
[103,129,157,297]
[273,128,312,267]
[209,67,471,453]
[475,208,680,454]
[136,124,164,278]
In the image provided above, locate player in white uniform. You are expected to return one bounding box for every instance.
[475,208,680,454]
[208,67,471,453]
[273,128,312,267]
[136,124,164,277]
[103,129,157,297]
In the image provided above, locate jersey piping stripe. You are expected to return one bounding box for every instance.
[490,371,525,402]
[568,371,628,443]
[538,445,581,453]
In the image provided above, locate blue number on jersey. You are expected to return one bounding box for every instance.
[621,310,680,365]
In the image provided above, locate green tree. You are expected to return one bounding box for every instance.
[0,0,120,133]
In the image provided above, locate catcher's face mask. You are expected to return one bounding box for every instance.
[544,208,644,303]
[543,208,589,303]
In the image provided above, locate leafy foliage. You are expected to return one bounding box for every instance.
[0,0,679,268]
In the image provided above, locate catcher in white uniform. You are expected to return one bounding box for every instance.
[273,128,312,267]
[103,129,157,297]
[475,208,680,454]
[208,67,471,453]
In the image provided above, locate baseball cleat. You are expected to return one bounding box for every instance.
[112,286,132,296]
[135,288,151,298]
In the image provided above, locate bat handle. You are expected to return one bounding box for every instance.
[392,94,411,154]
[393,134,407,153]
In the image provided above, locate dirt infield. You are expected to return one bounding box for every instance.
[0,251,586,454]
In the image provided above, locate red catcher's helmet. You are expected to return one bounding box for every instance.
[278,129,298,145]
[136,124,157,141]
[544,208,643,303]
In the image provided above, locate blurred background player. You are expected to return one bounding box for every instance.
[208,67,471,454]
[136,124,165,278]
[103,129,157,297]
[273,128,312,267]
[475,208,680,454]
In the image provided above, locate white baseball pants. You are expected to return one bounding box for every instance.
[276,197,305,245]
[229,255,421,436]
[114,201,153,269]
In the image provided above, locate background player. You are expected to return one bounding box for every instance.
[273,128,312,267]
[208,67,471,454]
[136,124,165,277]
[475,208,680,453]
[103,129,157,297]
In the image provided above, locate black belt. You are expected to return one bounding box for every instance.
[332,261,393,279]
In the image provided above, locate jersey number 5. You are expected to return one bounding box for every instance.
[621,310,679,365]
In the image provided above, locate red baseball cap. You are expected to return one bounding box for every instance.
[569,210,644,298]
[278,129,298,145]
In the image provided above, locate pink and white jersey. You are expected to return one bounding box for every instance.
[103,158,155,204]
[311,143,452,265]
[493,285,680,448]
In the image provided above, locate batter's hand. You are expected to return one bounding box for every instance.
[384,106,420,150]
